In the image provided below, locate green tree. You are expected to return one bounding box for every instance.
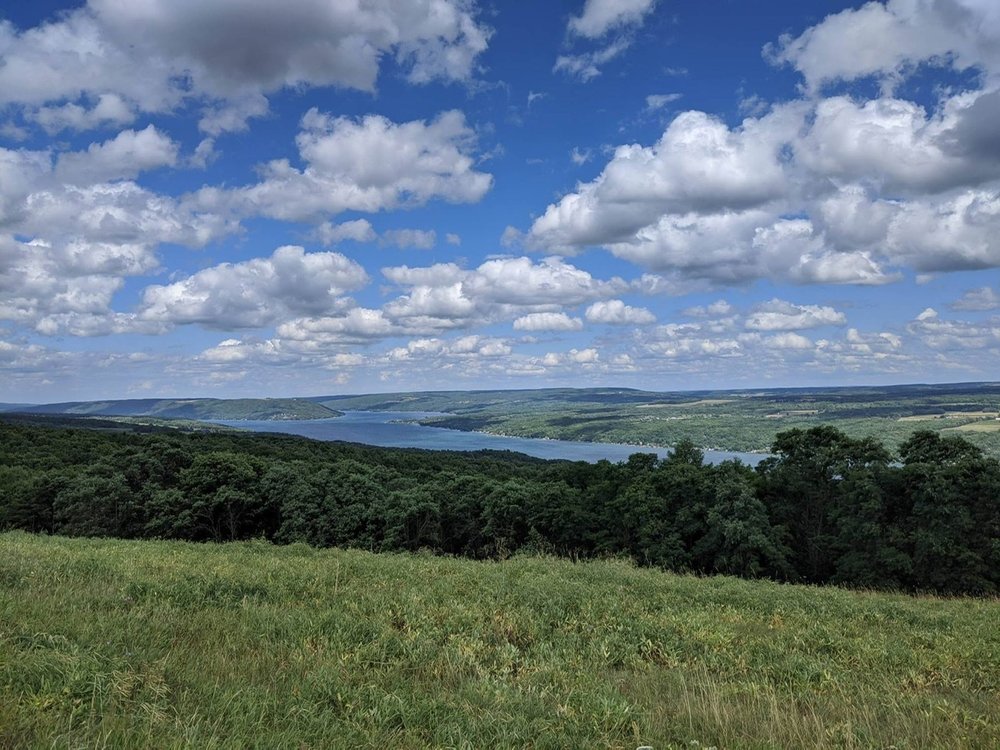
[697,461,792,579]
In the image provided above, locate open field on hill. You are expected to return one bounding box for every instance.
[2,533,998,749]
[947,421,1000,433]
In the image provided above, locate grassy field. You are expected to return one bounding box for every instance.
[1,533,998,749]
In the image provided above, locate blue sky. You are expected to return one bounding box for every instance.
[1,0,999,401]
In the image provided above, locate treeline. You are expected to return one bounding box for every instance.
[1,420,997,595]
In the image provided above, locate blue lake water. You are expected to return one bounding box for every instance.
[215,410,767,465]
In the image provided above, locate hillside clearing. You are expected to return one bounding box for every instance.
[1,533,998,749]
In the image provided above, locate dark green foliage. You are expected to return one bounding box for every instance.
[698,461,793,579]
[0,418,997,594]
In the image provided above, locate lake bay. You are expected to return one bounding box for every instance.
[216,410,767,465]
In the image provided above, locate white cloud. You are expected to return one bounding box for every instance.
[555,0,657,81]
[137,245,368,329]
[380,256,625,333]
[315,219,377,246]
[54,126,179,185]
[529,106,803,249]
[881,189,1000,272]
[542,347,601,366]
[524,79,1000,284]
[570,147,593,165]
[277,308,395,343]
[683,300,733,318]
[571,347,600,363]
[585,299,655,324]
[763,332,813,350]
[0,0,492,133]
[907,309,1000,350]
[646,93,682,111]
[554,38,632,81]
[795,95,1000,195]
[513,312,583,331]
[231,109,492,222]
[0,231,169,336]
[568,0,657,38]
[523,0,1000,288]
[0,130,243,334]
[382,262,466,287]
[190,138,217,169]
[462,256,625,307]
[34,94,135,134]
[382,229,437,250]
[952,286,1000,311]
[198,94,269,136]
[382,334,511,363]
[767,0,1000,91]
[745,299,847,331]
[383,283,476,328]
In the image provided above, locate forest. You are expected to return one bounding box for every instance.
[1,416,998,595]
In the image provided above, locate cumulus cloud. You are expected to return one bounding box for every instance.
[585,299,655,324]
[796,95,1000,195]
[314,219,377,246]
[382,256,626,332]
[881,189,1000,272]
[744,299,847,331]
[277,308,395,343]
[385,335,511,362]
[763,332,814,350]
[525,88,1000,285]
[0,0,492,133]
[461,256,625,306]
[0,129,242,336]
[522,0,1000,289]
[54,125,179,185]
[0,234,154,335]
[766,0,1000,91]
[683,300,734,318]
[513,312,583,331]
[528,105,803,250]
[137,245,368,329]
[907,308,1000,350]
[229,109,492,222]
[34,94,135,134]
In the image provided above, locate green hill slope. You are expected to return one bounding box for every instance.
[24,397,341,421]
[2,533,997,749]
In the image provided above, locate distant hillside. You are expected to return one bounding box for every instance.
[0,403,34,412]
[23,397,341,421]
[311,382,1000,456]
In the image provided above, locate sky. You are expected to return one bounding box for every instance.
[1,0,999,402]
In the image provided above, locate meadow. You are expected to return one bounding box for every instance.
[2,533,998,749]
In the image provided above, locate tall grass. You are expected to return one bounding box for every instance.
[1,532,997,748]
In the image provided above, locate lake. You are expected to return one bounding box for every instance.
[216,410,767,465]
